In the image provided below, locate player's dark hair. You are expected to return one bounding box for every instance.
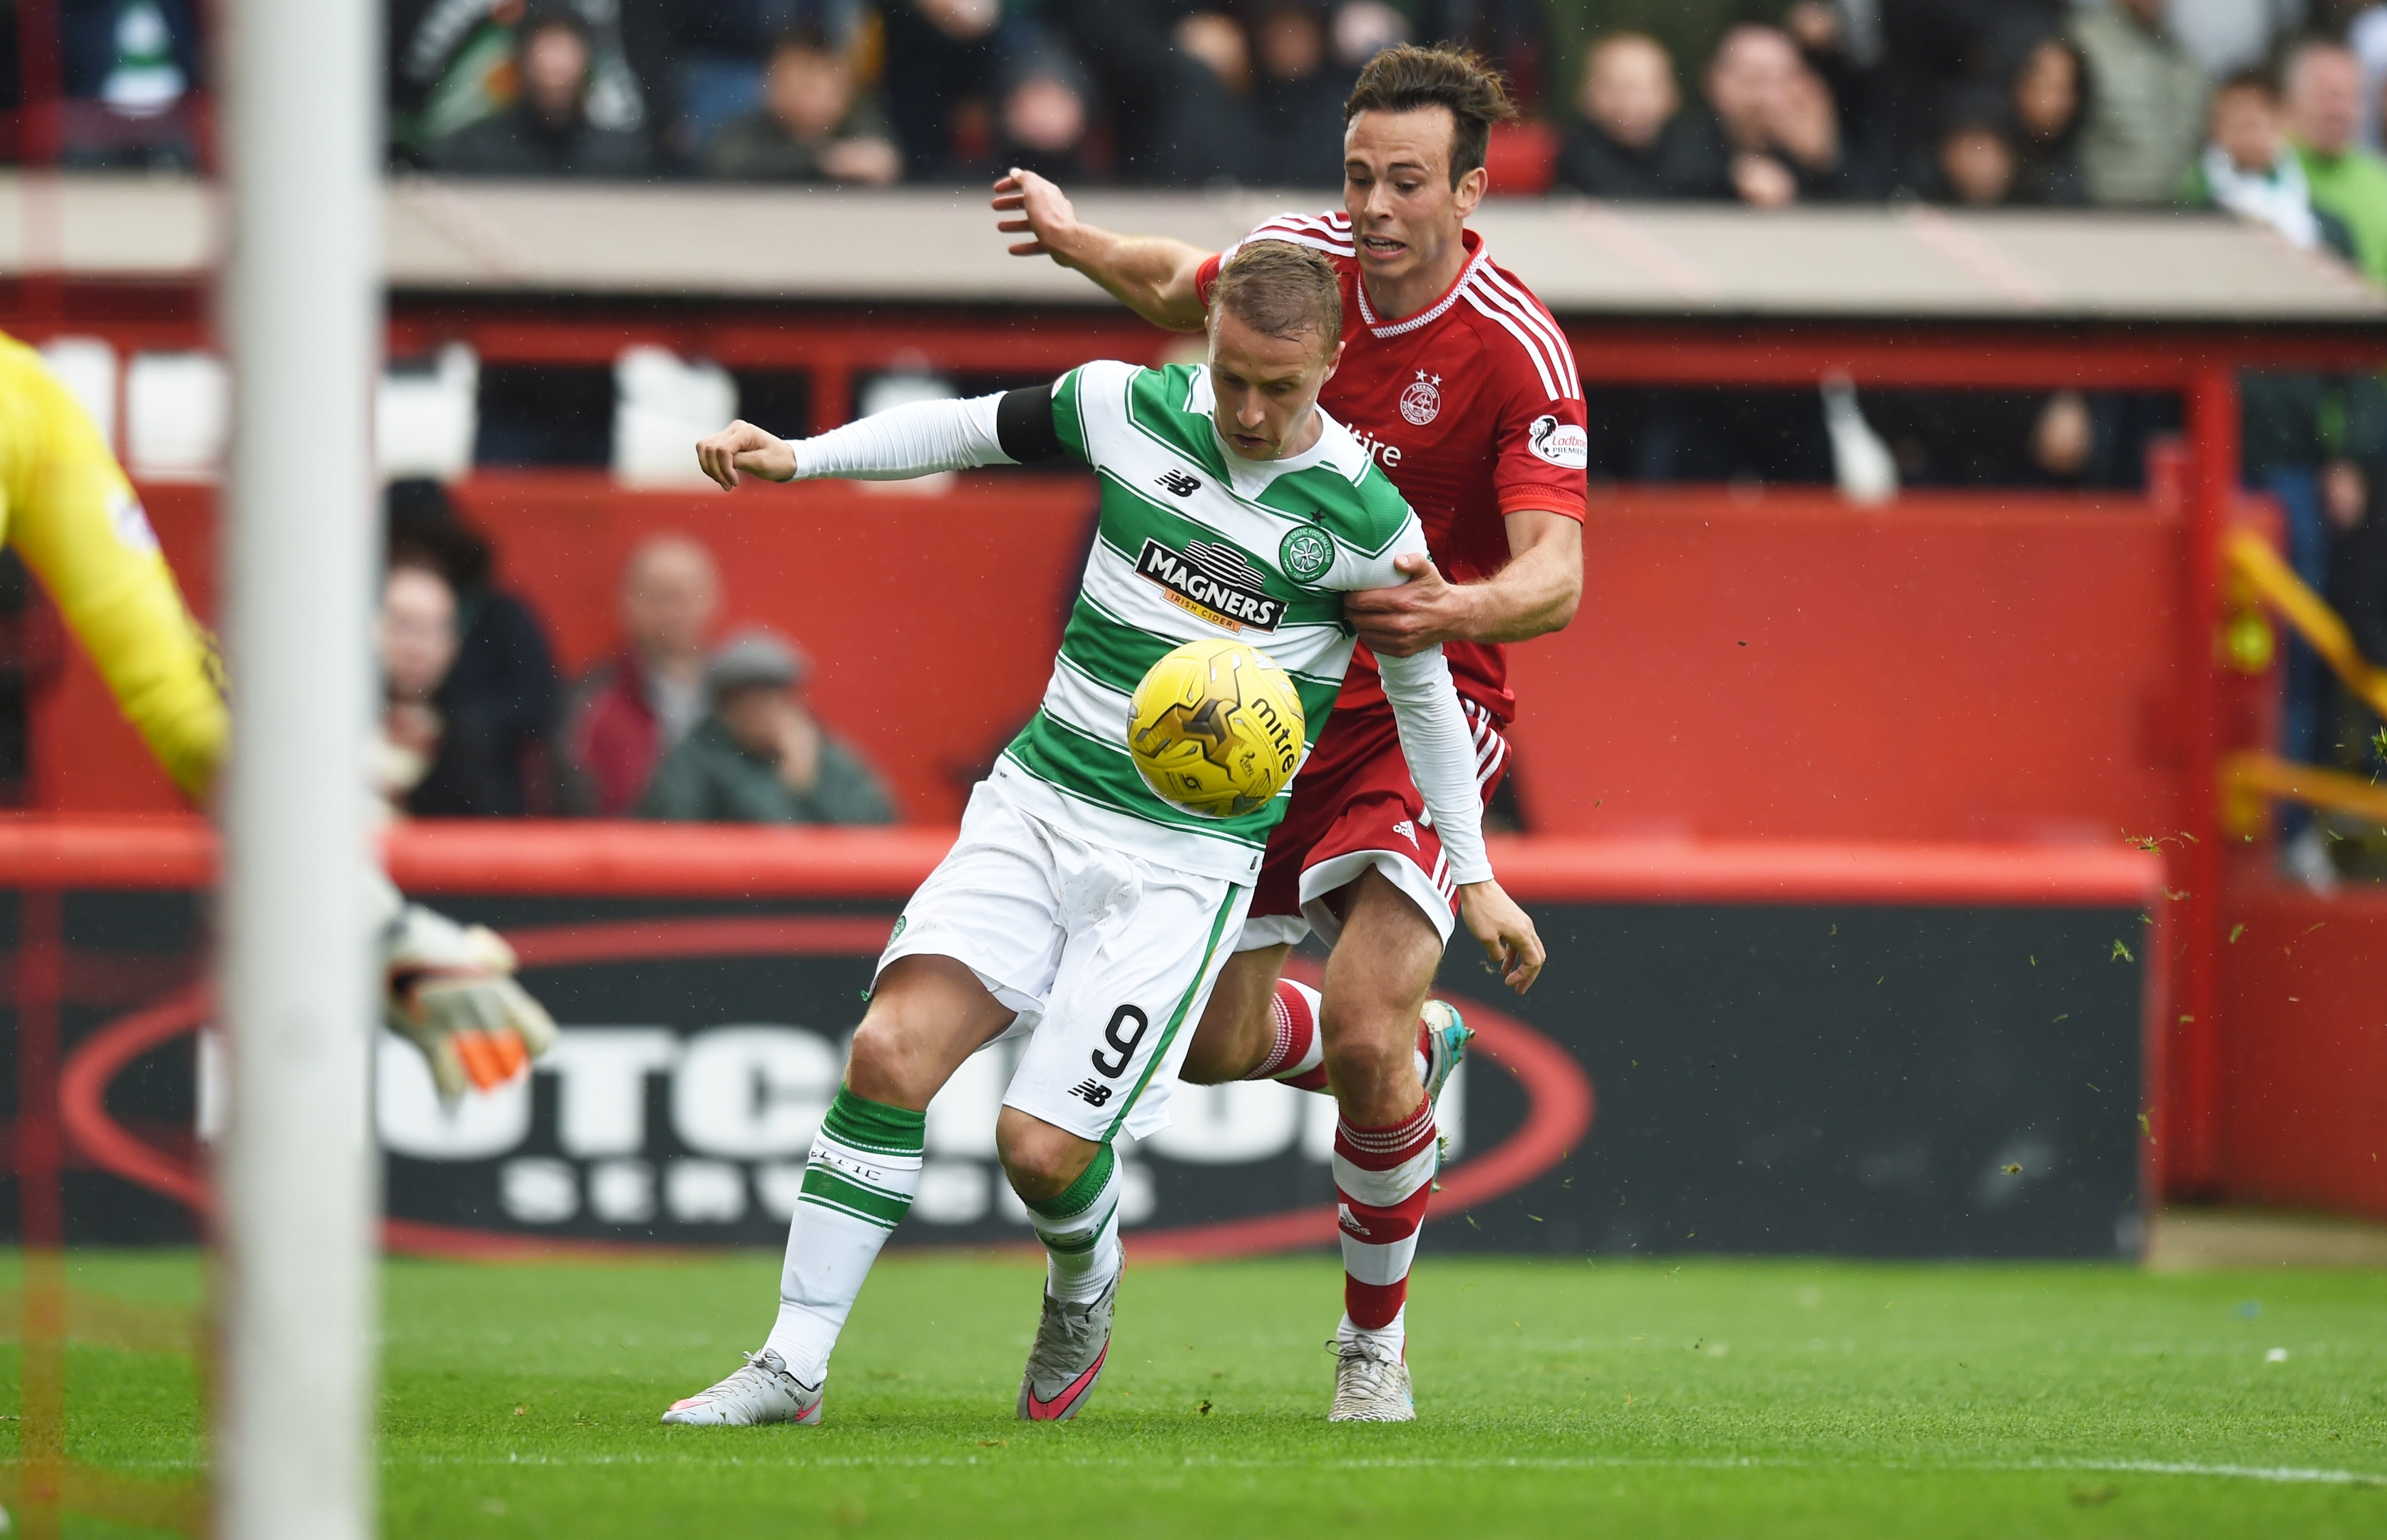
[1343,43,1519,188]
[1210,241,1343,358]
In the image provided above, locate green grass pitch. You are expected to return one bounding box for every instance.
[16,1249,2387,1537]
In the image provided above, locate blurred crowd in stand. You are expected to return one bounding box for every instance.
[10,4,2386,856]
[372,1,2387,208]
[366,481,897,828]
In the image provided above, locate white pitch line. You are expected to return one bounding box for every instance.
[379,1451,2387,1486]
[1994,1459,2384,1486]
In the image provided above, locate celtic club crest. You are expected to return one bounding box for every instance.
[1279,525,1334,582]
[1400,370,1442,426]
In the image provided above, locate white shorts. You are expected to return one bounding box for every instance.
[876,777,1252,1144]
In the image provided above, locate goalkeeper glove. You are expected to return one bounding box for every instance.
[381,902,559,1104]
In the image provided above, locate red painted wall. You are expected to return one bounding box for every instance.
[35,476,2193,843]
[2215,876,2387,1223]
[1509,487,2189,842]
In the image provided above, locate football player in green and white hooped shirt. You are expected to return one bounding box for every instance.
[664,240,1544,1429]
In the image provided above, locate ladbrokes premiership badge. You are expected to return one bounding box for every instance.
[1400,371,1442,426]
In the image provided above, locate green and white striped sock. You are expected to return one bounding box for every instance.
[763,1087,925,1383]
[1023,1144,1122,1304]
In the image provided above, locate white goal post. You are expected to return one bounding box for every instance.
[215,0,381,1535]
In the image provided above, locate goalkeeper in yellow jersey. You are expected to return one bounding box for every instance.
[0,332,555,1099]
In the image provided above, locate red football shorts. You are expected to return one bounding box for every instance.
[1236,697,1511,953]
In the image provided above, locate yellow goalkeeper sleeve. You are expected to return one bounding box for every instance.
[0,332,227,801]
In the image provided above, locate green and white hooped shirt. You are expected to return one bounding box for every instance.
[781,359,1492,888]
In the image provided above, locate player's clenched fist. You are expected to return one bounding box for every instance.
[696,420,798,489]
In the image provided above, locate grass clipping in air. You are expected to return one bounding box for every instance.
[16,1251,2387,1537]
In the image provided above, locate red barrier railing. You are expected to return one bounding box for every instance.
[0,815,2162,905]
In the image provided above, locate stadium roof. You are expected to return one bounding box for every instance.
[4,172,2381,324]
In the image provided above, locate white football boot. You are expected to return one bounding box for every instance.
[1017,1275,1117,1421]
[660,1348,823,1427]
[1420,999,1473,1181]
[1420,1000,1472,1108]
[1328,1333,1415,1422]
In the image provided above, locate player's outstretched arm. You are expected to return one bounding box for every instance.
[699,383,1077,489]
[1457,881,1545,994]
[697,421,799,488]
[992,169,1210,332]
[1344,513,1585,657]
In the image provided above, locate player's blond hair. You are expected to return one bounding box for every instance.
[1209,240,1343,359]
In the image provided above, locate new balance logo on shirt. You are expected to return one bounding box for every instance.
[1156,468,1201,496]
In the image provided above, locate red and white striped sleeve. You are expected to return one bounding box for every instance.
[1193,211,1354,307]
[1459,262,1588,522]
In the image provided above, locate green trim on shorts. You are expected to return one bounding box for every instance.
[1102,885,1243,1143]
[1027,1142,1116,1223]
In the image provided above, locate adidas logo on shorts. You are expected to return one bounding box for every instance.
[1392,820,1418,847]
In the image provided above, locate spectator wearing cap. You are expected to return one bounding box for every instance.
[560,534,721,817]
[637,628,898,825]
[426,5,653,178]
[1556,33,1688,199]
[2069,0,2209,205]
[702,27,902,184]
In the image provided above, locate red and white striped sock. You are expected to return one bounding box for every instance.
[1333,1097,1437,1346]
[1247,980,1437,1096]
[1248,978,1330,1092]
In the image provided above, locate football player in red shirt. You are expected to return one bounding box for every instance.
[992,44,1583,1421]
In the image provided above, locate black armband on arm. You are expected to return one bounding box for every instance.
[996,383,1069,464]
